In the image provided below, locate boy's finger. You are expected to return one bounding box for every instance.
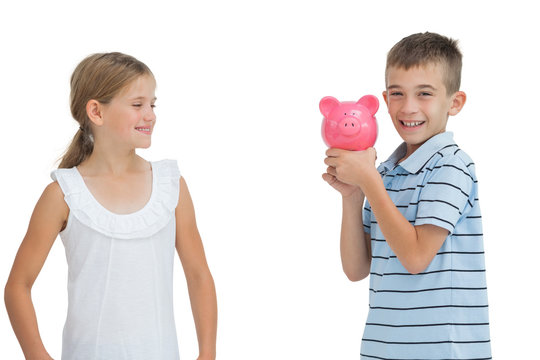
[324,157,336,167]
[326,148,344,157]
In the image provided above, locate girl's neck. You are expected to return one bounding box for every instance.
[79,148,148,177]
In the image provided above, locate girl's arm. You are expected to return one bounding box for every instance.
[4,182,68,360]
[175,177,217,360]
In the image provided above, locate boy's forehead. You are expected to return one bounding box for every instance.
[386,62,446,89]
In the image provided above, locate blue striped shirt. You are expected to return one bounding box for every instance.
[361,132,491,360]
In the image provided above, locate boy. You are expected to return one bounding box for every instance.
[323,32,491,359]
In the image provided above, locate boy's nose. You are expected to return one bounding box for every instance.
[400,97,419,114]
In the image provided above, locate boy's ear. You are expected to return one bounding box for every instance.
[382,90,389,108]
[448,91,467,116]
[86,100,105,126]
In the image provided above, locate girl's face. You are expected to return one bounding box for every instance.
[99,74,157,150]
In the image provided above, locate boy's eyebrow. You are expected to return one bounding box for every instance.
[386,84,437,90]
[417,84,437,90]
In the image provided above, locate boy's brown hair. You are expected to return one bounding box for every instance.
[385,32,462,95]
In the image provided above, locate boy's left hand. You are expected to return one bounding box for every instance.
[324,147,378,190]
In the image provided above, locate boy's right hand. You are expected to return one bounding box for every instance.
[322,169,364,201]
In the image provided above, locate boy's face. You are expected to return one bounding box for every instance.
[383,63,465,156]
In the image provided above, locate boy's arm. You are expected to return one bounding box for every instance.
[175,177,217,360]
[340,193,372,281]
[322,170,372,281]
[360,173,448,274]
[325,148,447,274]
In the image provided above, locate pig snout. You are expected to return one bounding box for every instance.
[339,117,360,136]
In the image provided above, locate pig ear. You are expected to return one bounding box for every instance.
[357,95,379,115]
[319,96,341,118]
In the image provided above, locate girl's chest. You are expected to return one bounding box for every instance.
[82,172,153,214]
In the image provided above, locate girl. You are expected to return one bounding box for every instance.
[4,52,217,360]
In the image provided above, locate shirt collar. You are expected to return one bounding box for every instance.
[381,132,456,174]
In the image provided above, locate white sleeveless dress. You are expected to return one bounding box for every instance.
[51,159,181,360]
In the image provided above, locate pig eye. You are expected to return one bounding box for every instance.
[344,113,347,115]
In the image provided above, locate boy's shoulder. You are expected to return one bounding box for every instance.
[427,143,477,183]
[380,132,478,182]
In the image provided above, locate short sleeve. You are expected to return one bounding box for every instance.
[414,155,476,234]
[363,198,372,234]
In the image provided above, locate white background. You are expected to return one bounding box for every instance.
[1,0,538,358]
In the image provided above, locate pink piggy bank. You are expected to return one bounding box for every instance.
[320,95,379,151]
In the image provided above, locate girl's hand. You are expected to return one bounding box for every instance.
[197,356,215,360]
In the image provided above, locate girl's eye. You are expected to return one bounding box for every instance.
[133,104,142,107]
[151,104,156,108]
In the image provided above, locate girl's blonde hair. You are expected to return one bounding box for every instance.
[58,52,153,168]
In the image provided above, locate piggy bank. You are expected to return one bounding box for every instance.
[320,95,379,151]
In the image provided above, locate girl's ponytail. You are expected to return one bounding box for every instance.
[58,126,94,169]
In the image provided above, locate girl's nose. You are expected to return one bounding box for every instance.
[144,105,156,122]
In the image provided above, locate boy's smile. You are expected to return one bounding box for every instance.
[383,63,466,161]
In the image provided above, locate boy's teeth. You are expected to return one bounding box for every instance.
[402,121,423,127]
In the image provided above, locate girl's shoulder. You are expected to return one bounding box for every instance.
[32,180,69,232]
[151,158,180,177]
[44,180,69,205]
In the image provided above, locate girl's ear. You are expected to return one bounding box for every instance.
[448,91,466,116]
[86,100,104,126]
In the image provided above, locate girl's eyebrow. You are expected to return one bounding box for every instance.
[129,96,157,101]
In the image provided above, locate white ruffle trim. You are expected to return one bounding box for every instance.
[51,159,180,239]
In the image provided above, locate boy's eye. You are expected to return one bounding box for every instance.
[389,91,403,96]
[419,92,432,96]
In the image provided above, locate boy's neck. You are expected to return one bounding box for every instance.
[398,143,421,164]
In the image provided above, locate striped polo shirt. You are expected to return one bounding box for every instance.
[361,132,491,360]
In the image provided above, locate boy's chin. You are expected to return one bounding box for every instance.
[398,128,446,146]
[398,133,433,151]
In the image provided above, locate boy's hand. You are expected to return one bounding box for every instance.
[324,147,378,191]
[322,170,364,199]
